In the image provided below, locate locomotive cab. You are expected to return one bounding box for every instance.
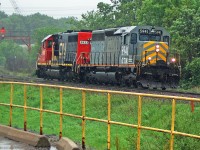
[36,34,60,78]
[126,26,180,88]
[37,34,53,64]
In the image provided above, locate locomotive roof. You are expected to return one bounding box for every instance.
[92,28,118,34]
[114,26,136,34]
[41,34,52,42]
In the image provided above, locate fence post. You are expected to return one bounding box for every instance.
[9,83,13,127]
[137,95,142,150]
[107,93,111,150]
[40,86,43,135]
[170,99,176,150]
[24,85,27,131]
[190,100,195,112]
[59,88,63,139]
[82,90,86,150]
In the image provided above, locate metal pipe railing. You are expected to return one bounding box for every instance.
[0,81,200,150]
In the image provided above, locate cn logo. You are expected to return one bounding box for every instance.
[80,41,89,44]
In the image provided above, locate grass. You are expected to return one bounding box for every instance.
[0,66,33,77]
[0,83,199,149]
[175,86,200,93]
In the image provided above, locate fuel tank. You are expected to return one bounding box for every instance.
[86,72,116,83]
[45,69,60,79]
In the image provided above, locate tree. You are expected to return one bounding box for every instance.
[136,0,171,26]
[81,2,115,29]
[183,58,200,87]
[113,1,136,26]
[170,3,200,63]
[0,40,29,72]
[81,1,137,29]
[65,17,84,30]
[0,11,8,19]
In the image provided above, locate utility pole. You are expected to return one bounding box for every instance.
[4,0,32,51]
[9,0,21,14]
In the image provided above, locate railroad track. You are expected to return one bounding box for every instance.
[0,74,200,99]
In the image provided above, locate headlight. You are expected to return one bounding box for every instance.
[156,45,160,48]
[171,58,176,62]
[155,44,160,52]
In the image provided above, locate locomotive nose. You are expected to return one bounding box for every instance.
[142,42,168,65]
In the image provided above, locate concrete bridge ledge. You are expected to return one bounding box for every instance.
[0,125,50,147]
[56,137,80,150]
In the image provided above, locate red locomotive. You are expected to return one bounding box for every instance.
[36,30,92,80]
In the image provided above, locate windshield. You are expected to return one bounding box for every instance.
[139,34,161,41]
[47,40,52,48]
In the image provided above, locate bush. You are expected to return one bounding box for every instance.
[182,58,200,88]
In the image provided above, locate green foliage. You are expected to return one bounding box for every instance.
[136,0,170,26]
[170,4,200,62]
[65,17,84,30]
[81,4,115,30]
[0,11,84,42]
[182,58,200,88]
[113,1,136,26]
[0,40,31,72]
[0,11,8,19]
[81,1,137,29]
[33,27,63,46]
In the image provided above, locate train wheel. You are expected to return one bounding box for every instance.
[133,81,138,88]
[104,82,108,85]
[125,78,133,87]
[85,76,91,84]
[136,82,143,89]
[137,82,149,89]
[110,81,115,86]
[161,87,166,90]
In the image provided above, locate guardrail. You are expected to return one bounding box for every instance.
[0,81,200,150]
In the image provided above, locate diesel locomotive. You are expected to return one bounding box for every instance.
[36,26,181,89]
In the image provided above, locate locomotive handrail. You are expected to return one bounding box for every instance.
[0,81,200,150]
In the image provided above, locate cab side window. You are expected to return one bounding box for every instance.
[163,36,169,45]
[123,35,129,45]
[131,33,137,44]
[48,40,52,48]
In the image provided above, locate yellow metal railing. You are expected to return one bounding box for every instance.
[0,81,200,150]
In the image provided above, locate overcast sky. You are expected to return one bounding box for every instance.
[0,0,111,19]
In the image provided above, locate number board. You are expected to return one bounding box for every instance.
[154,30,162,35]
[139,29,149,34]
[80,41,89,44]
